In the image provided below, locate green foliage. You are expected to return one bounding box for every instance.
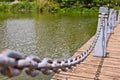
[0,2,39,13]
[0,0,120,14]
[19,0,34,2]
[82,0,93,5]
[0,2,7,11]
[90,7,99,12]
[113,6,120,10]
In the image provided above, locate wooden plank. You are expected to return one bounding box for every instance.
[100,68,120,77]
[53,74,94,80]
[99,75,120,80]
[59,72,95,79]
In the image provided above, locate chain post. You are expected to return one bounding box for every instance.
[94,7,108,57]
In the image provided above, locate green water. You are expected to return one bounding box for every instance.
[0,12,98,80]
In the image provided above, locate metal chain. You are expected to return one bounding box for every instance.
[0,15,103,78]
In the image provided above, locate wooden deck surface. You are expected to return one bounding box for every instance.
[51,24,120,80]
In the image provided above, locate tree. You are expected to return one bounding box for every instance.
[83,0,93,5]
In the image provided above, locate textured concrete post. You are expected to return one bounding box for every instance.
[113,10,117,27]
[94,7,108,57]
[107,9,114,34]
[118,10,120,23]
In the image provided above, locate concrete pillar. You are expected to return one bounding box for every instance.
[107,9,114,34]
[94,7,108,57]
[113,10,117,27]
[118,10,120,23]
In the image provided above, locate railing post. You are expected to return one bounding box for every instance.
[94,7,108,57]
[113,10,117,27]
[118,10,120,23]
[107,9,114,34]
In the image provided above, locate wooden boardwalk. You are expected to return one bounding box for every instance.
[51,24,120,80]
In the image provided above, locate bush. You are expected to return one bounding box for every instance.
[0,2,7,11]
[113,6,120,11]
[0,1,99,14]
[89,7,99,12]
[0,2,40,12]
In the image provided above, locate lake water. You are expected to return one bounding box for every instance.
[0,12,98,80]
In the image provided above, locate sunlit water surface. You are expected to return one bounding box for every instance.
[0,13,97,80]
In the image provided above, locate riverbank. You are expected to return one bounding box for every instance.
[0,1,39,12]
[1,0,120,14]
[0,1,99,14]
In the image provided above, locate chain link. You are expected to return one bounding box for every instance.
[0,14,104,78]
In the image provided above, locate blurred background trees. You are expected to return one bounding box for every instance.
[0,0,120,13]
